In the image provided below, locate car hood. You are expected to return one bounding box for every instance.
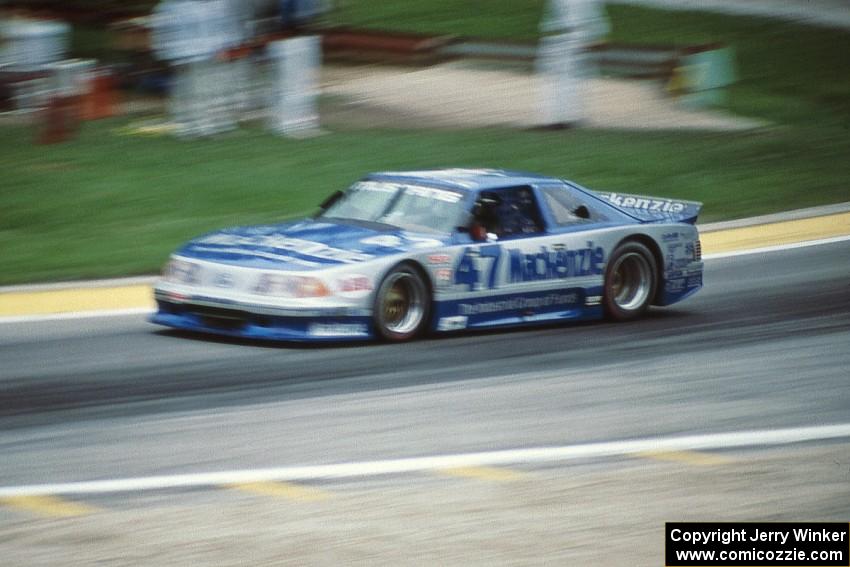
[176,219,449,271]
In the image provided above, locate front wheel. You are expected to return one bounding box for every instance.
[603,241,657,321]
[373,264,431,342]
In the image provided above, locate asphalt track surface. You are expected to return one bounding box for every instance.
[0,240,848,487]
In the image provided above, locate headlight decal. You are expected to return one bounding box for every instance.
[336,275,373,298]
[254,274,330,298]
[163,259,201,285]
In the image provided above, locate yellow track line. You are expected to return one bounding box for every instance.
[636,450,732,466]
[700,212,850,254]
[437,466,525,482]
[1,212,849,318]
[0,495,99,517]
[0,285,154,317]
[228,481,332,502]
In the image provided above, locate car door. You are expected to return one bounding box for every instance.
[440,185,598,328]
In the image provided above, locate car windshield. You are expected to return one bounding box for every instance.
[319,181,467,234]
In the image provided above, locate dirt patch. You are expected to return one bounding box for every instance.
[321,62,765,131]
[2,61,763,133]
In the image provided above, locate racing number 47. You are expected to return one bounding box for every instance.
[454,245,501,290]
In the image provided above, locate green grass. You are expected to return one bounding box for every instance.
[2,4,848,284]
[329,0,545,41]
[2,120,848,285]
[605,5,850,127]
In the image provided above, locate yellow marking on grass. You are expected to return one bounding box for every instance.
[437,466,525,482]
[0,495,98,517]
[229,482,332,502]
[701,212,850,254]
[0,285,154,317]
[637,450,732,466]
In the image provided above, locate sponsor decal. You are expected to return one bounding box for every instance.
[360,235,403,248]
[666,241,697,271]
[212,272,235,289]
[428,254,452,265]
[662,231,681,242]
[382,169,507,188]
[453,242,605,290]
[406,237,444,249]
[352,181,399,194]
[508,243,605,283]
[189,246,322,267]
[585,295,602,306]
[405,185,463,203]
[437,316,468,331]
[308,323,369,337]
[604,193,686,214]
[665,271,702,294]
[197,234,372,263]
[355,180,463,202]
[458,292,580,316]
[435,268,453,284]
[665,278,686,293]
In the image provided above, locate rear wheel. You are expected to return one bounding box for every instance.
[603,241,657,321]
[373,264,430,342]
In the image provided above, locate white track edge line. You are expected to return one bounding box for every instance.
[0,308,154,325]
[1,424,848,497]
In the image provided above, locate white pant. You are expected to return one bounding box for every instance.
[537,34,588,125]
[169,58,234,137]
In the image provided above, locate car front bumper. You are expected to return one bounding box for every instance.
[151,289,374,342]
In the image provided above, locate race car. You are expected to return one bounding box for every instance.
[151,168,703,342]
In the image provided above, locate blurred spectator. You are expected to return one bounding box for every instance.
[537,0,609,129]
[150,0,236,138]
[222,0,255,115]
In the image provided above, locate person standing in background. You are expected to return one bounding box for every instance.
[221,0,255,116]
[151,0,235,138]
[227,0,256,115]
[537,0,610,129]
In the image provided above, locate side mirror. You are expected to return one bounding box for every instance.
[470,223,488,242]
[456,222,488,242]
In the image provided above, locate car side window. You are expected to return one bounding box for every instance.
[541,185,606,225]
[473,186,544,239]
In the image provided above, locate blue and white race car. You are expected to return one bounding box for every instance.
[152,168,703,342]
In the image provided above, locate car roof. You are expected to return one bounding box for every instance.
[365,168,562,192]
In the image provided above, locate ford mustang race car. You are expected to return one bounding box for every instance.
[151,168,703,342]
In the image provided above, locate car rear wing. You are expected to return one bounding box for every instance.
[591,191,703,225]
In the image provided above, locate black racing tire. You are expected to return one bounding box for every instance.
[603,241,657,321]
[373,263,431,342]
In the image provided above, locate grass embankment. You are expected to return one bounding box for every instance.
[2,4,849,285]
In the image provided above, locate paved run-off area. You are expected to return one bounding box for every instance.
[0,442,847,566]
[1,209,848,318]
